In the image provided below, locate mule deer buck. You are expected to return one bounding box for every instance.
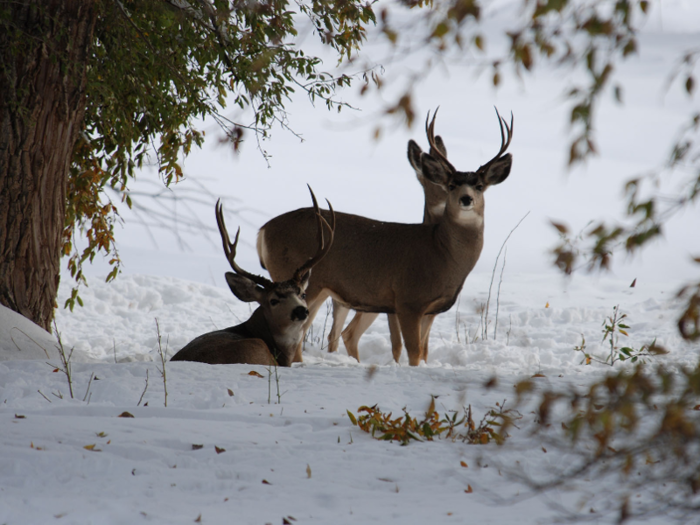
[326,125,450,362]
[171,189,335,366]
[258,109,513,366]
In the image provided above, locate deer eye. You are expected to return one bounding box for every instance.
[301,293,307,300]
[270,299,280,306]
[476,184,484,192]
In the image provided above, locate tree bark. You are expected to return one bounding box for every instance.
[0,2,96,331]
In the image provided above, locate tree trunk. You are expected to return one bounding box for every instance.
[0,2,96,331]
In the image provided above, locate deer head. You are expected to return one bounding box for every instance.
[407,107,513,228]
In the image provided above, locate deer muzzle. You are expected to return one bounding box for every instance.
[291,306,309,322]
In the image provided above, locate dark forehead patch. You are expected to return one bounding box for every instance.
[451,171,479,187]
[275,282,302,296]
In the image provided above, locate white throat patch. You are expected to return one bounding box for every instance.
[273,324,303,350]
[456,207,484,228]
[430,202,446,218]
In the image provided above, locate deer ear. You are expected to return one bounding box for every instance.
[420,152,452,187]
[296,270,311,289]
[481,153,512,188]
[225,272,265,303]
[430,135,448,159]
[407,140,423,173]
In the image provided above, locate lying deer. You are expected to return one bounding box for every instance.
[257,109,513,366]
[326,122,449,362]
[171,189,335,366]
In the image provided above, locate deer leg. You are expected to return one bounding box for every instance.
[387,314,403,363]
[396,310,424,367]
[341,312,379,362]
[293,289,330,363]
[419,315,436,363]
[327,300,350,354]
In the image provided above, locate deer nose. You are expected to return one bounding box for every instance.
[460,195,473,207]
[291,306,309,321]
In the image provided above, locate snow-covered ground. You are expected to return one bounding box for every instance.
[1,271,697,524]
[1,1,699,524]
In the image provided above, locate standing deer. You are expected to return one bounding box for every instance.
[171,189,334,366]
[326,125,450,362]
[257,109,513,366]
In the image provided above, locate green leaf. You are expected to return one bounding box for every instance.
[347,410,358,426]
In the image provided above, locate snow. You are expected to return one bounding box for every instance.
[1,1,700,524]
[1,274,696,524]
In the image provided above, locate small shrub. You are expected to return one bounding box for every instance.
[573,305,667,365]
[347,397,518,446]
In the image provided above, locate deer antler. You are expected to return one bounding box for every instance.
[215,199,274,289]
[425,108,455,173]
[292,186,335,284]
[479,107,514,172]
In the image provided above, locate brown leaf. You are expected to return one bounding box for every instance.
[545,302,550,308]
[215,446,226,454]
[515,379,534,397]
[465,485,473,493]
[248,371,264,378]
[484,376,498,389]
[306,464,312,479]
[118,411,135,418]
[14,414,25,419]
[630,278,637,288]
[194,514,202,523]
[227,389,234,397]
[542,447,547,453]
[192,444,204,450]
[262,479,271,485]
[532,373,546,378]
[460,461,468,468]
[550,221,569,234]
[365,364,378,380]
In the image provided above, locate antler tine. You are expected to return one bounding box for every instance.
[215,199,273,289]
[325,198,336,233]
[425,108,454,171]
[479,107,514,171]
[292,187,335,283]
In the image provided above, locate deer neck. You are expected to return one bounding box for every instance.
[434,212,485,269]
[241,308,294,367]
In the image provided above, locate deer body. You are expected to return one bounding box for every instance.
[262,209,482,315]
[258,110,512,366]
[170,292,305,366]
[171,190,334,367]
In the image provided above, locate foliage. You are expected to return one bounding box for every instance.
[50,0,377,309]
[510,363,700,522]
[573,305,668,365]
[347,397,517,446]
